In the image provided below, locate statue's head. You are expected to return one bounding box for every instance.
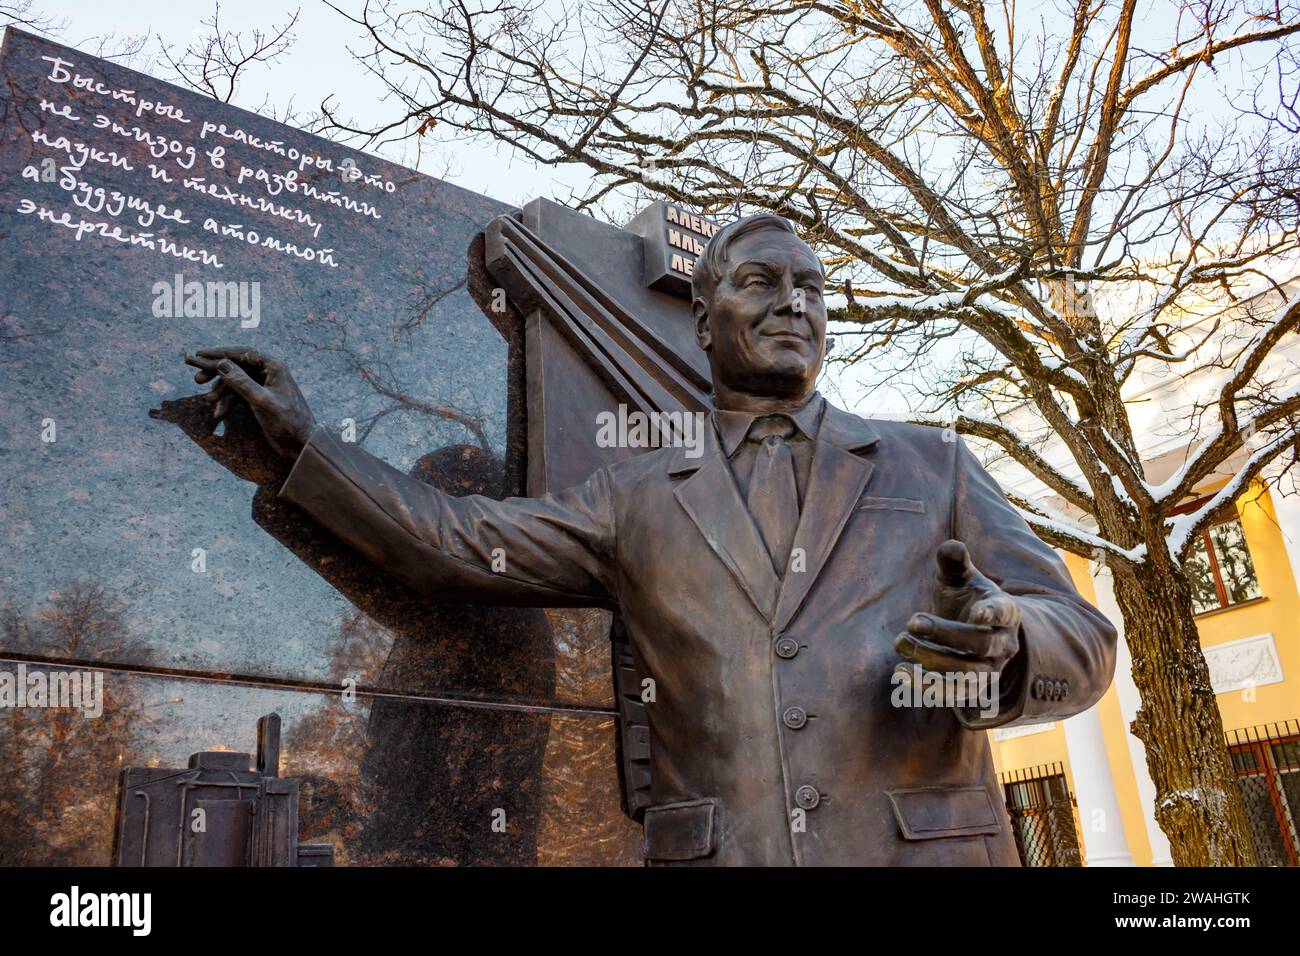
[692,214,827,402]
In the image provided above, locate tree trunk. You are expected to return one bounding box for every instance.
[1109,557,1257,865]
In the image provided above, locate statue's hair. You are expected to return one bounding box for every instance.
[691,213,822,303]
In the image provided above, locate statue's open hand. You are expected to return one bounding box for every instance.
[184,347,316,459]
[893,539,1021,691]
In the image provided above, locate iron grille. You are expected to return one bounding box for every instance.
[999,762,1083,867]
[1226,719,1300,866]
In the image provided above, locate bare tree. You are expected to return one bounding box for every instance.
[0,0,64,36]
[157,3,302,121]
[321,0,1300,865]
[0,585,145,865]
[0,1,148,64]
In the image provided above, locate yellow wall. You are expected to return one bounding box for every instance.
[990,482,1300,865]
[1197,482,1300,732]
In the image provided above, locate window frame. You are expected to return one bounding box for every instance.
[1173,495,1264,615]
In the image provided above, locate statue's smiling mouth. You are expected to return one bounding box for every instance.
[760,329,810,343]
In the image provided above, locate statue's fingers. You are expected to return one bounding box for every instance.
[205,378,233,418]
[966,601,1020,660]
[892,661,988,706]
[935,539,1004,598]
[195,346,240,360]
[260,354,286,379]
[894,632,995,674]
[213,392,235,421]
[197,346,267,369]
[215,359,266,406]
[907,613,996,657]
[935,539,975,588]
[186,353,219,383]
[966,594,1018,629]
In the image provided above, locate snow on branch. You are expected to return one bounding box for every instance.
[1146,296,1300,506]
[1012,501,1147,566]
[1164,427,1300,561]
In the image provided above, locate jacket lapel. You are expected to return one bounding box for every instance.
[669,398,880,627]
[670,424,781,621]
[772,402,880,631]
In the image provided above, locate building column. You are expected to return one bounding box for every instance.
[1263,463,1300,585]
[1092,565,1175,866]
[1061,703,1134,865]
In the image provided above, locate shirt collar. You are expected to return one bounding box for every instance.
[713,392,826,458]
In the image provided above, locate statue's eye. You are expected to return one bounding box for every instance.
[745,276,772,289]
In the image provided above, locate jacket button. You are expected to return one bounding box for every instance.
[794,785,820,810]
[775,637,799,659]
[783,706,808,729]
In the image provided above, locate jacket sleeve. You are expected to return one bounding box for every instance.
[277,425,618,608]
[948,435,1118,730]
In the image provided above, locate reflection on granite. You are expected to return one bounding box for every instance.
[0,666,641,865]
[0,29,615,710]
[543,606,618,708]
[537,713,641,865]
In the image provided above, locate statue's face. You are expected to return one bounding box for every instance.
[694,228,826,400]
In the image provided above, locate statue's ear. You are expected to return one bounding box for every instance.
[692,297,711,351]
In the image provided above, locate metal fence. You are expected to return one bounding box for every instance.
[999,721,1299,867]
[999,762,1083,867]
[1226,719,1300,866]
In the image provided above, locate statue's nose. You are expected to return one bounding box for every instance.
[771,279,798,315]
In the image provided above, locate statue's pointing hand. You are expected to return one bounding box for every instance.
[893,539,1021,694]
[184,347,316,460]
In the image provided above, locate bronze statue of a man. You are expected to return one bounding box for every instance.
[186,213,1116,866]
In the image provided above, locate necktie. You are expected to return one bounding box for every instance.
[746,415,799,575]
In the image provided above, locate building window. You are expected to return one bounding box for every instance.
[999,763,1082,867]
[1226,720,1299,866]
[1178,503,1262,614]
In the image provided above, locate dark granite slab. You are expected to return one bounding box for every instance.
[0,28,616,710]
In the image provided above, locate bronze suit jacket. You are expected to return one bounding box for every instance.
[278,396,1117,866]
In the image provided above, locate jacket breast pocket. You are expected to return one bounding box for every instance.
[857,495,925,514]
[886,786,1003,840]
